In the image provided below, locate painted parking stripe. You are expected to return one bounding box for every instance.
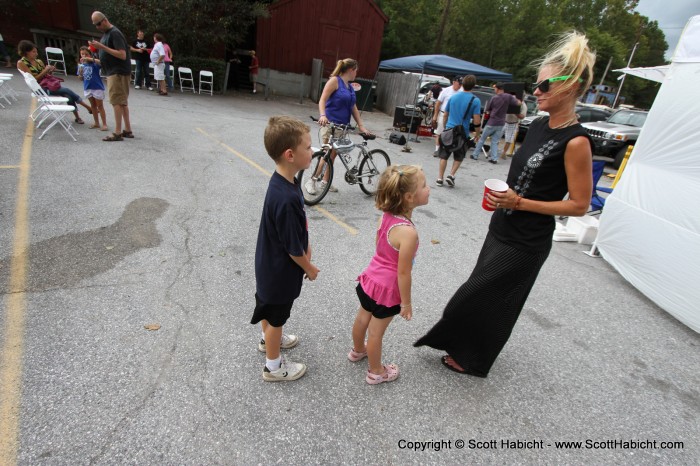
[195,127,358,236]
[0,100,36,466]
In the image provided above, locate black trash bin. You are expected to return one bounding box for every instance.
[353,78,376,112]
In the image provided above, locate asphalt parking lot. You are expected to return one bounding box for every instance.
[1,71,698,464]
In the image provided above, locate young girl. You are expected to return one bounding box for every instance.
[350,165,430,384]
[78,46,108,131]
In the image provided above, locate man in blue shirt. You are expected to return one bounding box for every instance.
[436,75,482,187]
[472,82,521,163]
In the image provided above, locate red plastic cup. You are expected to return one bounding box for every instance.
[482,179,509,211]
[88,43,97,53]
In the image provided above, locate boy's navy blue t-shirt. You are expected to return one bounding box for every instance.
[255,171,308,304]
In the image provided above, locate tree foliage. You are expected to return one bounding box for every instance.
[97,0,269,58]
[377,0,668,107]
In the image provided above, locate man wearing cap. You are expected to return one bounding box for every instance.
[472,82,520,163]
[432,76,463,157]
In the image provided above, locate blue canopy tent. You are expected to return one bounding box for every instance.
[378,54,512,81]
[378,55,512,140]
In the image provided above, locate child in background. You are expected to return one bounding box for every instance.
[78,46,108,131]
[253,116,319,382]
[350,165,430,384]
[163,41,173,91]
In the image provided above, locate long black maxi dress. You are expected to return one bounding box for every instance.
[415,117,592,377]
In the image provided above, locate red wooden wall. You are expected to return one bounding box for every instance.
[256,0,387,79]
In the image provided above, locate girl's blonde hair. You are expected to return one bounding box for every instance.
[535,31,596,98]
[330,58,358,77]
[375,165,422,215]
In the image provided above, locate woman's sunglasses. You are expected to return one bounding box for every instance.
[532,75,583,93]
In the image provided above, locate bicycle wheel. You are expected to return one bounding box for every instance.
[358,149,390,195]
[297,150,333,205]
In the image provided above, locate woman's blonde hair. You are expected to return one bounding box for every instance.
[330,58,358,77]
[375,165,422,215]
[535,31,596,97]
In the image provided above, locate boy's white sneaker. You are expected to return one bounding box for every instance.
[263,357,307,382]
[304,179,317,195]
[258,334,299,352]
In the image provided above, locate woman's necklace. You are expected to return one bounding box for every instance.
[550,115,578,129]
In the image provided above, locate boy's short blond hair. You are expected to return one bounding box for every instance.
[264,116,310,162]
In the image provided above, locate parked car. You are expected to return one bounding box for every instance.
[517,104,613,142]
[413,73,451,103]
[582,108,648,168]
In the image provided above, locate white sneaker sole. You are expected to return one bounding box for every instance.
[263,364,307,382]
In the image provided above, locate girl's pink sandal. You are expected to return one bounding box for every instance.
[348,348,368,362]
[366,364,399,385]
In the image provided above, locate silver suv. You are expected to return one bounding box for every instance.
[582,109,648,168]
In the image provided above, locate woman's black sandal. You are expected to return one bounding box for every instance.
[102,132,123,142]
[441,355,468,374]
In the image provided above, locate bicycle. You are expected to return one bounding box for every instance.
[416,98,436,125]
[296,117,391,206]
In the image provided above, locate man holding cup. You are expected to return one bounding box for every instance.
[89,11,133,141]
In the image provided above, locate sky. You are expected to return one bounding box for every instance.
[635,0,700,60]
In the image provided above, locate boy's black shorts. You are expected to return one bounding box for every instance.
[251,294,293,327]
[356,284,400,319]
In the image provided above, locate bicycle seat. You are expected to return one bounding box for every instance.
[359,132,376,141]
[332,138,355,153]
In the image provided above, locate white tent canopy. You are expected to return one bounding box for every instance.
[596,15,700,333]
[614,65,669,83]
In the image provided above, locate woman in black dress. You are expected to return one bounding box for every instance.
[415,31,596,377]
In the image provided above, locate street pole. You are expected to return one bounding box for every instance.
[613,42,638,108]
[592,56,613,104]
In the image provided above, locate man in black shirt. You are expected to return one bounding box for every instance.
[129,30,152,90]
[89,11,134,141]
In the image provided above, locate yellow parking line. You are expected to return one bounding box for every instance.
[195,128,358,235]
[0,166,20,169]
[0,101,36,466]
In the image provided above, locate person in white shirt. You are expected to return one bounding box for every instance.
[432,76,463,156]
[150,33,167,96]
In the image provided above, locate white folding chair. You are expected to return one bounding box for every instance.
[199,70,213,96]
[178,67,195,93]
[45,47,67,76]
[23,76,78,141]
[0,74,19,107]
[148,62,155,83]
[20,71,69,122]
[168,63,175,86]
[130,59,136,84]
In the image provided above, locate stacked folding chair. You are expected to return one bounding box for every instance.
[0,73,20,108]
[22,72,79,141]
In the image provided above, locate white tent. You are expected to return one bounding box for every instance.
[613,65,669,83]
[596,15,700,333]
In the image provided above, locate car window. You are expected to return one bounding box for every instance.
[607,110,647,127]
[577,109,591,122]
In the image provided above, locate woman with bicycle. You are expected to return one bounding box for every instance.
[305,58,370,195]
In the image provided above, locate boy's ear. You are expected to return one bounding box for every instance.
[281,148,294,163]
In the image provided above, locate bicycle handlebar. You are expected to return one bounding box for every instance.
[310,116,356,131]
[309,116,375,140]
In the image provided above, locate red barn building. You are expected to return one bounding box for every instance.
[256,0,388,80]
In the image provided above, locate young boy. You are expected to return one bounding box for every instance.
[253,116,319,382]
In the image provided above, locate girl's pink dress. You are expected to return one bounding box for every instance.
[358,213,418,307]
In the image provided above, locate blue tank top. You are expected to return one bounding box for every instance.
[325,76,356,125]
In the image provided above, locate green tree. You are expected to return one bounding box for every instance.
[377,0,668,106]
[98,0,269,58]
[377,0,441,59]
